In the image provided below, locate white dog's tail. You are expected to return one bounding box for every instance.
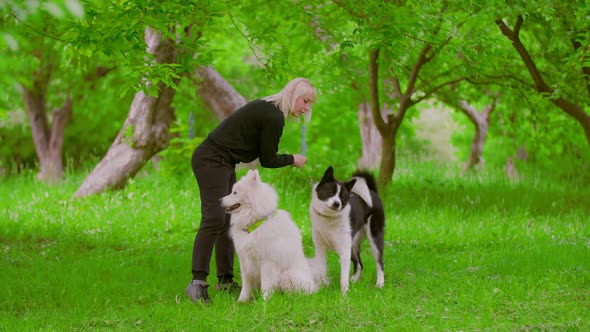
[350,170,378,208]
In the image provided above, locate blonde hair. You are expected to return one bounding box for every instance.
[262,77,317,122]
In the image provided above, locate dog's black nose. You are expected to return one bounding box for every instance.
[331,201,341,209]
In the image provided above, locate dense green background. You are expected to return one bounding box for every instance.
[1,0,589,181]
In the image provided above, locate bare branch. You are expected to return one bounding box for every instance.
[391,77,402,98]
[369,48,388,134]
[10,10,65,42]
[571,38,590,96]
[415,63,464,92]
[472,74,534,88]
[481,91,500,121]
[496,18,551,94]
[514,15,523,35]
[497,15,590,145]
[413,77,468,104]
[406,44,432,96]
[226,1,268,66]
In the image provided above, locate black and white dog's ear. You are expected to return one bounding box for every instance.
[320,166,334,183]
[345,178,357,191]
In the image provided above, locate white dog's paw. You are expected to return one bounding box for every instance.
[262,289,273,301]
[376,270,385,288]
[340,283,349,296]
[238,291,250,302]
[351,271,361,282]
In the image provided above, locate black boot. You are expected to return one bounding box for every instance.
[216,281,241,293]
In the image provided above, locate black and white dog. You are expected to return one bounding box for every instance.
[309,166,385,295]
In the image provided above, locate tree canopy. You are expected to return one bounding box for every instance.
[1,0,588,187]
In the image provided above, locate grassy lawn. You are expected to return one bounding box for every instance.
[1,164,588,331]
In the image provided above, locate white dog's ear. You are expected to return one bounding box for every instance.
[248,169,260,184]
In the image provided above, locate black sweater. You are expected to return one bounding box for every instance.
[206,99,294,168]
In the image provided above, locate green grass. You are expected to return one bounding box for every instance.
[1,164,588,331]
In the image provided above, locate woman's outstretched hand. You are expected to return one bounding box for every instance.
[292,154,307,168]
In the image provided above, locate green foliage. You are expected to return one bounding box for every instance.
[0,126,37,174]
[0,0,225,174]
[120,124,134,147]
[1,0,589,181]
[158,124,203,178]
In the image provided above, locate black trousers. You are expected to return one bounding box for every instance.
[190,140,236,283]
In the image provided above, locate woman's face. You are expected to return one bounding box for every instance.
[292,95,314,118]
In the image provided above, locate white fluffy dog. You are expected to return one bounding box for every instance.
[221,170,319,302]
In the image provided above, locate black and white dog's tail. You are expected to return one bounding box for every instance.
[350,170,378,208]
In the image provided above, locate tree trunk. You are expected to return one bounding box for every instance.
[21,58,70,183]
[22,85,50,174]
[22,49,112,182]
[458,97,497,172]
[196,65,247,120]
[369,45,442,187]
[378,132,397,186]
[74,28,179,197]
[43,98,72,182]
[465,112,488,170]
[357,102,387,169]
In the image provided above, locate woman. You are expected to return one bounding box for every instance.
[186,77,317,304]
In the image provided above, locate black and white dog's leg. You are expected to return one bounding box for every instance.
[367,218,385,288]
[311,232,330,286]
[350,229,365,283]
